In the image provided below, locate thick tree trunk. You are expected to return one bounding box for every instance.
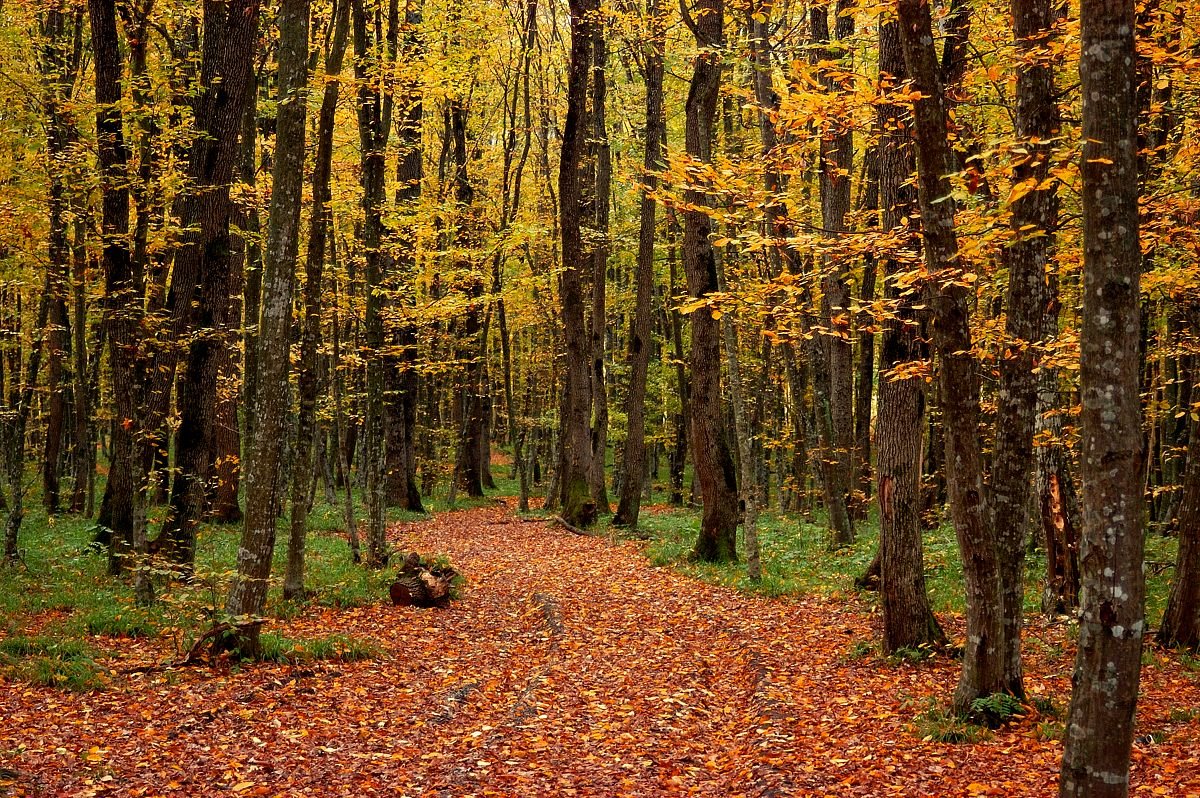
[682,0,738,562]
[896,0,1005,714]
[556,0,597,528]
[612,0,663,529]
[1059,0,1145,789]
[227,0,305,657]
[155,0,263,568]
[874,20,944,653]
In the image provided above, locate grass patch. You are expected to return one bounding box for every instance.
[10,656,108,692]
[257,633,380,664]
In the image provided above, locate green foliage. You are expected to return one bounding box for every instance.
[887,645,935,665]
[969,693,1026,728]
[911,699,990,744]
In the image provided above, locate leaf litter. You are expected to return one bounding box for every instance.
[2,500,1198,796]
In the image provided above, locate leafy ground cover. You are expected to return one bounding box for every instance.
[1,499,1198,796]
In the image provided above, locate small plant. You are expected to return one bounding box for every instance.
[1029,695,1061,718]
[845,640,876,661]
[912,700,989,744]
[256,633,379,664]
[82,608,157,638]
[969,692,1026,728]
[1168,707,1200,723]
[887,645,934,665]
[1034,720,1065,741]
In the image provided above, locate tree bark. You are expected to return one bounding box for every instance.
[284,0,351,601]
[896,0,1005,714]
[990,0,1061,690]
[1059,0,1146,789]
[227,0,306,657]
[874,19,944,653]
[612,0,663,529]
[556,0,598,528]
[682,0,738,562]
[1160,407,1200,649]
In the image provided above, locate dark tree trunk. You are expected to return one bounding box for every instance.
[874,20,944,653]
[556,0,597,528]
[612,0,663,529]
[1160,408,1200,649]
[88,0,152,602]
[897,0,1005,714]
[682,0,737,562]
[587,22,611,513]
[354,0,400,566]
[227,0,305,657]
[156,0,263,568]
[1037,275,1081,615]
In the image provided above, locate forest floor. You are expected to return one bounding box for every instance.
[2,500,1200,797]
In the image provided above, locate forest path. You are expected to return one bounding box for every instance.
[4,501,1200,797]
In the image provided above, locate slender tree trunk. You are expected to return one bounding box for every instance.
[284,0,351,600]
[88,0,153,602]
[354,0,400,566]
[613,0,663,529]
[227,0,305,657]
[1160,406,1200,649]
[588,22,611,512]
[990,0,1061,691]
[811,0,856,548]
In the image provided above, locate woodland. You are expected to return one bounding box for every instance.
[0,0,1198,793]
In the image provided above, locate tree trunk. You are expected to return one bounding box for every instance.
[155,0,263,568]
[284,0,350,601]
[556,0,598,528]
[874,19,944,653]
[1159,407,1200,649]
[991,0,1061,691]
[588,22,611,513]
[811,0,856,548]
[897,0,1005,714]
[227,0,305,657]
[612,0,663,529]
[1058,0,1146,789]
[682,0,738,562]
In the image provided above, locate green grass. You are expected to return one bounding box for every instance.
[627,497,1179,620]
[0,465,503,691]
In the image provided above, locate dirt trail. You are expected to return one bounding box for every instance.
[2,501,1199,796]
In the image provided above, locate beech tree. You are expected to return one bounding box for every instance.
[1059,0,1147,789]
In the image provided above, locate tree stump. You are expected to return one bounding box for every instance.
[389,552,460,608]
